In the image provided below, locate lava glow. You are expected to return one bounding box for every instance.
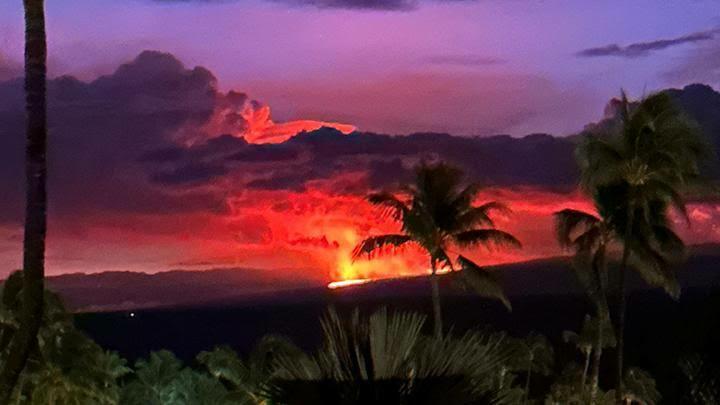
[327,278,373,289]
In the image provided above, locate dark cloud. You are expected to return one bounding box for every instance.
[423,55,504,67]
[151,162,229,185]
[230,145,300,162]
[148,127,580,194]
[577,29,717,58]
[0,50,220,221]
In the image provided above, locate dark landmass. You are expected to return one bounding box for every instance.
[46,267,323,312]
[74,249,720,402]
[48,244,720,313]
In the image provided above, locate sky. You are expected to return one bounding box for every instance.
[0,0,719,284]
[1,0,719,135]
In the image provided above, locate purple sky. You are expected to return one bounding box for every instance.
[1,0,718,136]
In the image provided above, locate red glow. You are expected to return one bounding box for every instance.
[6,180,718,281]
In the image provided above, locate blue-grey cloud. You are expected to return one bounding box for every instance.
[577,30,717,58]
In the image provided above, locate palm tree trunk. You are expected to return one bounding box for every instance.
[615,248,628,403]
[591,245,608,405]
[524,360,532,404]
[615,209,634,404]
[498,366,507,390]
[582,349,590,389]
[430,259,443,339]
[590,321,604,404]
[590,347,602,404]
[0,0,47,402]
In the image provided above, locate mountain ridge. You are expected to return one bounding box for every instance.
[43,245,720,313]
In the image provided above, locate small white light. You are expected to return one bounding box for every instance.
[129,312,135,318]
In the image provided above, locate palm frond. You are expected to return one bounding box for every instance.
[269,307,512,404]
[450,183,482,214]
[453,229,521,250]
[641,177,690,224]
[352,234,412,260]
[458,201,511,229]
[553,208,601,248]
[628,238,681,299]
[457,255,511,311]
[367,192,409,221]
[651,224,686,258]
[197,346,247,388]
[578,135,626,189]
[368,308,426,379]
[571,226,603,253]
[433,248,455,272]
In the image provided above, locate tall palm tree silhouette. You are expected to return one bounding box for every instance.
[0,0,49,401]
[577,91,706,400]
[554,208,614,403]
[353,162,520,338]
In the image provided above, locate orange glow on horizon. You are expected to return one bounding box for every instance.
[327,278,373,289]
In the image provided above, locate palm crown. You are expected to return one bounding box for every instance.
[353,162,521,336]
[579,91,706,295]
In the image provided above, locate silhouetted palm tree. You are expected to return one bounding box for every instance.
[518,333,553,404]
[562,314,615,403]
[578,91,707,400]
[353,162,520,338]
[554,208,615,403]
[563,318,594,390]
[0,0,49,401]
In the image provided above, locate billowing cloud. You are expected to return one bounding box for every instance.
[577,29,718,58]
